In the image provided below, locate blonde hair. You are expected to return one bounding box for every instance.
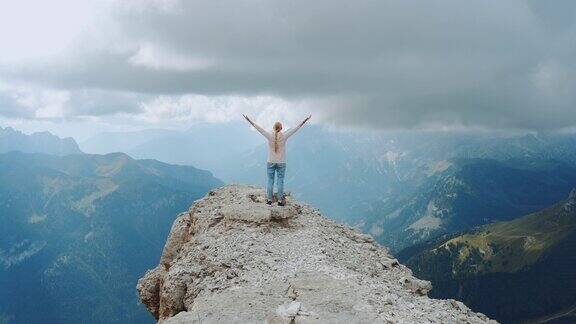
[273,122,282,153]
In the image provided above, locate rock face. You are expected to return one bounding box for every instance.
[137,184,495,323]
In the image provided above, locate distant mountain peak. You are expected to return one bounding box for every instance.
[0,126,82,156]
[137,184,494,323]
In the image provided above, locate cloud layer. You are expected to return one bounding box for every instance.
[0,0,575,130]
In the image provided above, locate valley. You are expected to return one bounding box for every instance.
[0,150,222,323]
[399,189,576,323]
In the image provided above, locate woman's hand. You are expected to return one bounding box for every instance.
[243,114,253,125]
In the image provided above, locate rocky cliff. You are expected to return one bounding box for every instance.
[137,184,494,323]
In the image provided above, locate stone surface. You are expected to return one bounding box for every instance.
[137,184,496,323]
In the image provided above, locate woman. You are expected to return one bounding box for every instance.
[243,114,311,206]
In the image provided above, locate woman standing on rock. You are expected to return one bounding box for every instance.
[243,114,311,206]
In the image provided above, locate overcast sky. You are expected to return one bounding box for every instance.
[0,0,575,139]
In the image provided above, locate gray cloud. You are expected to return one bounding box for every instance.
[1,0,575,130]
[65,89,144,116]
[0,84,144,120]
[0,92,35,119]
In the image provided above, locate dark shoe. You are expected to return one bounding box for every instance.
[266,200,272,205]
[278,200,286,206]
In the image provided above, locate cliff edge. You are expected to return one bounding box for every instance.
[137,184,495,323]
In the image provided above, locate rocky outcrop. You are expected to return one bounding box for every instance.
[137,184,495,323]
[565,188,576,211]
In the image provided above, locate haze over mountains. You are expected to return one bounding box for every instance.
[82,123,576,237]
[81,123,262,173]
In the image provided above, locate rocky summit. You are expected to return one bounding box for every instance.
[137,184,494,323]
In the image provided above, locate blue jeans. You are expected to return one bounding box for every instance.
[267,162,286,202]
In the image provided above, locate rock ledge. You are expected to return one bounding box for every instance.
[137,184,495,323]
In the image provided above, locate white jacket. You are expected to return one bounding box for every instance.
[251,122,303,163]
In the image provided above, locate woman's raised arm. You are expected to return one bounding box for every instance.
[243,114,271,138]
[284,115,311,139]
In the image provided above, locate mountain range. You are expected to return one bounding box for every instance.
[399,189,576,323]
[82,124,576,242]
[361,158,576,251]
[81,123,576,225]
[4,124,576,323]
[0,126,82,156]
[0,151,222,323]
